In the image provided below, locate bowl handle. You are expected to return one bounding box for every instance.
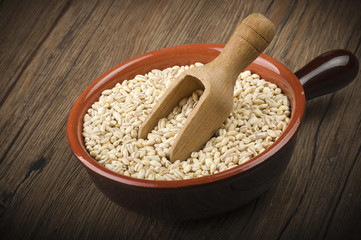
[294,49,359,100]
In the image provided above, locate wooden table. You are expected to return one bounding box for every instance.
[1,0,360,239]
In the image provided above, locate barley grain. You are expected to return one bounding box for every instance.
[83,63,291,180]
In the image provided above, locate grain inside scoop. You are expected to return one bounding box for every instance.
[138,13,275,162]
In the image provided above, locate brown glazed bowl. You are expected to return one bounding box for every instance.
[67,44,358,220]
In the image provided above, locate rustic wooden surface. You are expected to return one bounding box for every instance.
[1,0,360,239]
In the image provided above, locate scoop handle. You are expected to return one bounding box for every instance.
[207,13,275,82]
[295,49,359,100]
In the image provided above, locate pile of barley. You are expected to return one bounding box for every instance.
[82,63,290,180]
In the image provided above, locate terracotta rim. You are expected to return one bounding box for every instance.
[67,43,305,188]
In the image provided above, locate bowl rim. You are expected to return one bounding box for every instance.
[67,43,305,188]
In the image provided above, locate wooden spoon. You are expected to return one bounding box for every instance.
[138,13,275,162]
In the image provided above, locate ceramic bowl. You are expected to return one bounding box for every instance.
[67,44,358,219]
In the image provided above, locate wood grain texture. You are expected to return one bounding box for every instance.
[0,0,360,239]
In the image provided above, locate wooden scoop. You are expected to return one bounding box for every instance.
[138,13,275,162]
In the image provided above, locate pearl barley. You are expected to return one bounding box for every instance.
[83,64,290,180]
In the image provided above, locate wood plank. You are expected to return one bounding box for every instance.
[0,0,360,239]
[0,0,71,105]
